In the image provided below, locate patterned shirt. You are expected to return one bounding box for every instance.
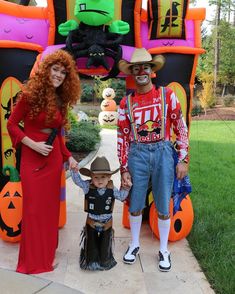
[71,170,129,222]
[117,86,189,173]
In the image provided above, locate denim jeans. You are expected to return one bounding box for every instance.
[128,141,174,216]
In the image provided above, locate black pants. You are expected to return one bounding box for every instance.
[80,224,117,271]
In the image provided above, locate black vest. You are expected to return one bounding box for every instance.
[84,188,115,215]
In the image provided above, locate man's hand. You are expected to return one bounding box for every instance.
[121,171,132,189]
[176,162,188,180]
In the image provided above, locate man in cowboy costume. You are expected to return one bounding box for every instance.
[117,48,189,271]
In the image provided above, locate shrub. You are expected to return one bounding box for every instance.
[67,109,79,130]
[80,83,94,103]
[223,95,234,107]
[66,121,101,152]
[110,78,126,105]
[191,104,203,116]
[198,73,216,115]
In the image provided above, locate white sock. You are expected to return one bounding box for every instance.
[129,214,142,248]
[158,218,170,253]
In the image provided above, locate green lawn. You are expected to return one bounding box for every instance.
[188,121,235,294]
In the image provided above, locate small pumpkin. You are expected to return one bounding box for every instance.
[0,165,22,242]
[102,87,116,100]
[98,111,118,126]
[149,195,194,242]
[100,99,117,112]
[100,87,117,111]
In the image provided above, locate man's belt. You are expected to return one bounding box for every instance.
[86,217,112,231]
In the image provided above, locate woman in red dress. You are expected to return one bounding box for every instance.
[7,50,81,274]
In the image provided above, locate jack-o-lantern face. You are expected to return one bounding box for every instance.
[149,195,194,242]
[0,166,22,242]
[98,111,118,126]
[100,99,117,111]
[102,88,115,100]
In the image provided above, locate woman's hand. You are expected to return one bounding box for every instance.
[68,156,79,172]
[22,137,53,156]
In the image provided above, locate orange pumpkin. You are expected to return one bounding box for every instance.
[100,99,117,111]
[122,201,130,229]
[0,165,22,242]
[149,195,194,242]
[58,169,66,228]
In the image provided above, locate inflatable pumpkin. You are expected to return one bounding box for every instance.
[149,195,194,242]
[122,201,130,229]
[0,165,22,242]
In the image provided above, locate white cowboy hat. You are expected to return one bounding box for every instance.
[118,48,165,75]
[80,156,119,177]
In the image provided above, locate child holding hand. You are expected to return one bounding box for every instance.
[71,156,131,271]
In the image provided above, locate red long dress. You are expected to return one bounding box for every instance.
[7,97,71,274]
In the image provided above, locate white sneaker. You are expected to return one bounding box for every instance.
[158,251,171,272]
[123,246,140,264]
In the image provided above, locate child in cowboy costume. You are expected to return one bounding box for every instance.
[71,156,131,270]
[117,48,189,271]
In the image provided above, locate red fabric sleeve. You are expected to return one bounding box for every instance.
[7,98,28,149]
[167,88,189,162]
[117,97,131,174]
[58,128,71,163]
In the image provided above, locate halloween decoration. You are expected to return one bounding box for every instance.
[98,88,118,126]
[0,0,206,234]
[148,0,189,40]
[98,111,118,126]
[58,0,130,80]
[149,195,194,241]
[0,165,22,242]
[100,88,117,112]
[122,201,130,229]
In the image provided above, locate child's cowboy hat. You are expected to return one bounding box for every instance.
[118,48,165,75]
[80,156,119,177]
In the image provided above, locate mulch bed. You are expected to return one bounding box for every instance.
[192,106,235,121]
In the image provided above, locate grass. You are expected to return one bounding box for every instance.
[188,120,235,294]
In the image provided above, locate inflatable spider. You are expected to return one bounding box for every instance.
[58,0,129,80]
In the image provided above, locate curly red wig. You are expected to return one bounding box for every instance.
[19,49,81,125]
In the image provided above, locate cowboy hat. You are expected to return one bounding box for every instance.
[80,156,120,177]
[118,48,165,75]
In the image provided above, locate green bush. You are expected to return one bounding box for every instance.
[223,95,234,107]
[191,104,203,116]
[68,110,79,129]
[110,78,126,105]
[66,121,101,152]
[80,83,94,103]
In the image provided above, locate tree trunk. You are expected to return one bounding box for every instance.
[222,84,227,97]
[213,1,221,98]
